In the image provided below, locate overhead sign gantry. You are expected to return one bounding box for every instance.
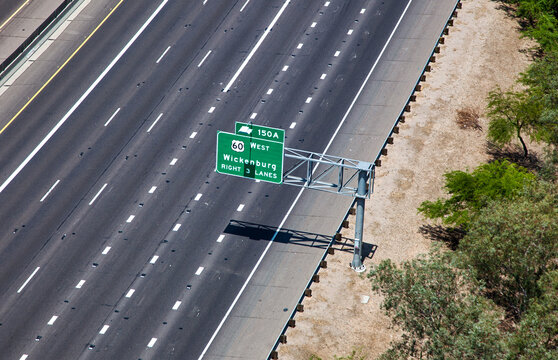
[216,123,373,272]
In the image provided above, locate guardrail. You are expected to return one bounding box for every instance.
[266,0,462,358]
[0,0,77,79]
[267,198,357,359]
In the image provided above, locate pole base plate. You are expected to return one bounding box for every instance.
[350,263,366,273]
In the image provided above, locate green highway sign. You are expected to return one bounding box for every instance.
[235,122,285,143]
[216,131,283,184]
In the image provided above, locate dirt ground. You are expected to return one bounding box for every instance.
[277,1,536,359]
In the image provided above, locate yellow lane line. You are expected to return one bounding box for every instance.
[0,0,30,32]
[0,0,125,135]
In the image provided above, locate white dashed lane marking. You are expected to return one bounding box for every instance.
[169,158,178,166]
[237,204,245,212]
[150,255,159,264]
[347,29,353,35]
[99,325,110,334]
[147,338,157,348]
[311,22,317,28]
[324,1,330,6]
[334,50,340,57]
[239,0,250,12]
[320,73,327,80]
[17,267,40,293]
[266,88,273,95]
[197,50,212,67]
[360,8,366,14]
[149,186,157,194]
[125,289,135,298]
[47,315,58,325]
[126,215,135,223]
[102,246,111,255]
[282,65,288,71]
[172,301,182,310]
[19,355,28,360]
[289,122,296,129]
[305,97,312,104]
[208,107,215,113]
[147,113,163,133]
[156,45,171,63]
[217,235,225,242]
[40,179,60,202]
[296,43,303,49]
[89,183,108,206]
[172,224,181,231]
[104,107,120,126]
[250,112,257,119]
[195,266,204,275]
[194,193,202,201]
[76,280,86,289]
[190,131,197,139]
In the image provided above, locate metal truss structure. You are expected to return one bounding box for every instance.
[282,147,375,198]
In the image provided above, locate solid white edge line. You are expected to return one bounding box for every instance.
[197,50,212,67]
[17,266,40,293]
[0,0,169,195]
[239,0,250,12]
[197,187,306,360]
[147,112,164,133]
[222,0,290,92]
[104,107,121,126]
[40,179,60,202]
[322,0,413,156]
[197,1,414,358]
[89,183,108,206]
[156,45,171,63]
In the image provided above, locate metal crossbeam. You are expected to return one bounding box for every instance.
[282,147,375,198]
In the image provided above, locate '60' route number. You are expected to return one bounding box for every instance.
[231,140,244,152]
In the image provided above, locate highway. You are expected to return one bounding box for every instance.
[0,0,458,358]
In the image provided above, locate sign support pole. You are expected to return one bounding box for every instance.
[351,169,367,272]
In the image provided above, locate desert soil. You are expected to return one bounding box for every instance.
[277,0,536,359]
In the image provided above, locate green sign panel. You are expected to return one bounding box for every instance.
[235,122,285,143]
[216,131,283,184]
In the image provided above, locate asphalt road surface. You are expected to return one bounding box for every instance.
[0,0,456,359]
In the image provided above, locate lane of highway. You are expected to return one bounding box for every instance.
[0,0,440,358]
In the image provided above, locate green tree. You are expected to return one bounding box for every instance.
[486,87,544,157]
[458,183,558,318]
[520,51,558,145]
[507,270,558,359]
[369,252,507,360]
[418,161,535,227]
